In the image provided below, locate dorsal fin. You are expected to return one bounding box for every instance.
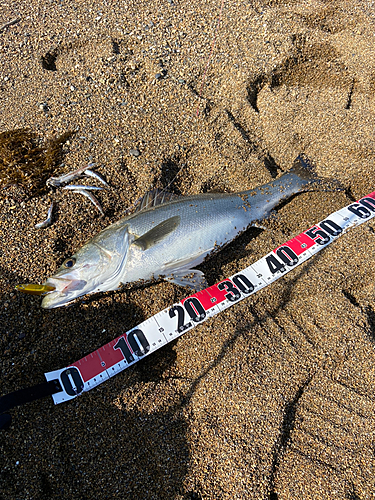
[135,189,180,213]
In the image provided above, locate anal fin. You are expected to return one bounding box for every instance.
[164,269,208,291]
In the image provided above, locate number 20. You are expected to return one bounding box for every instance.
[169,297,206,333]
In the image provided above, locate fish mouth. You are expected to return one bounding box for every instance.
[41,277,87,309]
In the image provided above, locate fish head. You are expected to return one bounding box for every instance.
[42,223,131,308]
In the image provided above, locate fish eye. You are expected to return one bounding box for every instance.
[63,258,76,268]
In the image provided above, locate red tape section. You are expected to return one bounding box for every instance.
[45,192,375,404]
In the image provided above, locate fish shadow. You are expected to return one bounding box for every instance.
[38,290,180,384]
[37,298,147,367]
[136,340,178,382]
[156,151,191,195]
[198,226,264,284]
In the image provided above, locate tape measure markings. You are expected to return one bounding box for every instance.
[45,192,375,405]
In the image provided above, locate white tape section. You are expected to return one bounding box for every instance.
[45,192,375,404]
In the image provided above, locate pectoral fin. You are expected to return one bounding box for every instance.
[164,269,208,291]
[133,215,181,250]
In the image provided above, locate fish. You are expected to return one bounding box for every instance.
[62,185,104,191]
[46,164,89,188]
[39,155,340,309]
[84,168,109,187]
[70,188,105,215]
[46,163,106,188]
[35,201,54,229]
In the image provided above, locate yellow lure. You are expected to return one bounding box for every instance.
[15,283,56,296]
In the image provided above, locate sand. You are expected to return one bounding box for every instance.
[1,0,375,498]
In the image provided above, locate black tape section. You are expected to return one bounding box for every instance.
[0,379,63,413]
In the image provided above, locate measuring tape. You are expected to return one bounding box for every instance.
[1,190,375,429]
[41,191,375,404]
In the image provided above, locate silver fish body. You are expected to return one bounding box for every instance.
[35,202,54,229]
[41,156,333,308]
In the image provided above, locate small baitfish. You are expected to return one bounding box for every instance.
[38,156,340,308]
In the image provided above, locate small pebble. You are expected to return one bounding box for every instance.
[129,148,140,157]
[39,103,49,112]
[155,69,167,80]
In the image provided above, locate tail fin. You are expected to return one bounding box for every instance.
[289,155,344,192]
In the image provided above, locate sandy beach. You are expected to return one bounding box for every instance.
[1,0,375,498]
